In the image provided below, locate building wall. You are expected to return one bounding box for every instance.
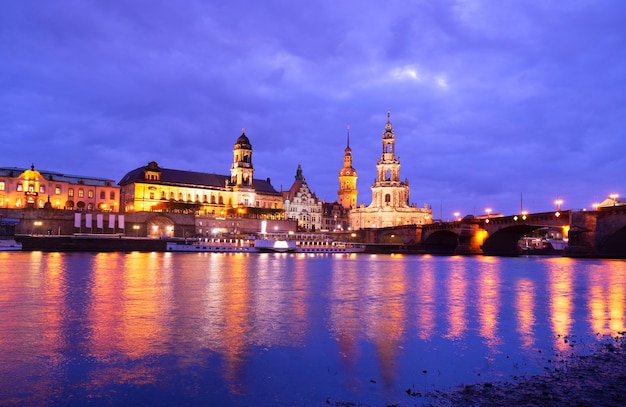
[0,166,119,212]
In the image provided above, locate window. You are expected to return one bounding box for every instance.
[55,186,61,195]
[0,181,4,191]
[110,191,116,200]
[149,192,154,199]
[88,190,94,198]
[17,184,23,192]
[68,188,74,197]
[28,184,34,193]
[78,189,84,198]
[40,185,45,193]
[100,191,106,199]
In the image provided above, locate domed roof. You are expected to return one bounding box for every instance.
[235,128,251,148]
[21,164,41,181]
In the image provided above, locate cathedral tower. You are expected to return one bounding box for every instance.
[338,126,358,209]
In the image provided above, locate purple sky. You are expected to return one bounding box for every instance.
[2,1,624,219]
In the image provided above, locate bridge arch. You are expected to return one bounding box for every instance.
[423,230,458,254]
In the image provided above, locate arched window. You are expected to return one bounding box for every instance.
[385,194,391,204]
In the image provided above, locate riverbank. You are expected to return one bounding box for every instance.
[423,334,626,406]
[329,333,626,407]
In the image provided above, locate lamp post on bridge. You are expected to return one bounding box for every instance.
[610,193,619,206]
[554,199,563,217]
[485,208,492,223]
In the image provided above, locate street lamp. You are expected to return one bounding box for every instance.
[33,220,42,235]
[485,208,492,223]
[133,224,140,237]
[554,199,563,217]
[454,212,460,221]
[610,193,618,206]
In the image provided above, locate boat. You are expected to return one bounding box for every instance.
[294,233,366,253]
[254,232,365,254]
[166,236,259,253]
[0,238,22,251]
[253,234,297,253]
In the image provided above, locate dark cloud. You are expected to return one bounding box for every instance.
[1,0,624,217]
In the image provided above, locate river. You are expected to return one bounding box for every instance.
[0,252,624,406]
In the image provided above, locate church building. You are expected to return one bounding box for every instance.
[349,111,432,229]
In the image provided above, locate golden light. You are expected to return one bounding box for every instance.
[454,212,460,221]
[610,193,619,206]
[592,202,600,210]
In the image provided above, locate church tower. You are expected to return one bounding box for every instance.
[338,126,358,209]
[230,128,254,188]
[349,110,431,229]
[371,110,409,207]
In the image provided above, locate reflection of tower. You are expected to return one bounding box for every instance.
[338,126,358,209]
[230,129,254,188]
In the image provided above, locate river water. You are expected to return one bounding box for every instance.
[0,252,624,406]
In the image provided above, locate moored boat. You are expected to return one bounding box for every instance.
[166,236,259,253]
[254,232,365,254]
[0,239,22,251]
[295,233,365,253]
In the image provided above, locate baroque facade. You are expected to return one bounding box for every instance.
[118,130,284,218]
[282,164,322,231]
[0,165,119,211]
[350,112,432,229]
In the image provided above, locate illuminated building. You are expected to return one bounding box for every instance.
[350,111,432,229]
[337,127,358,209]
[118,130,284,218]
[282,164,322,231]
[0,165,119,211]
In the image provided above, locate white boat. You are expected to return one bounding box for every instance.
[294,233,366,253]
[166,237,259,253]
[254,234,297,253]
[0,239,22,251]
[254,232,365,254]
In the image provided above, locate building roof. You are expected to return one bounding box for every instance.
[118,163,280,195]
[0,166,116,187]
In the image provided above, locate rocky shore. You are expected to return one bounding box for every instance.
[331,333,626,407]
[425,333,626,406]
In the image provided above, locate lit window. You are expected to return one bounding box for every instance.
[55,186,61,194]
[68,188,74,197]
[17,184,23,191]
[88,190,94,198]
[0,181,4,191]
[78,189,84,198]
[40,185,45,193]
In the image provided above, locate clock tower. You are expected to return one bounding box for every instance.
[338,126,358,209]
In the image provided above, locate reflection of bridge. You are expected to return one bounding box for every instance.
[364,206,626,258]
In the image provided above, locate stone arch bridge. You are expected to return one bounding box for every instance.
[367,207,626,258]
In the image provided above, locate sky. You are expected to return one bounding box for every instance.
[1,0,625,219]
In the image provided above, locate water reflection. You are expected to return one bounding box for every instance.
[0,252,625,406]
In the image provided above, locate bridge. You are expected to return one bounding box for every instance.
[366,206,626,258]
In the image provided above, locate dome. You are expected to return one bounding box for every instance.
[21,164,41,181]
[235,129,252,149]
